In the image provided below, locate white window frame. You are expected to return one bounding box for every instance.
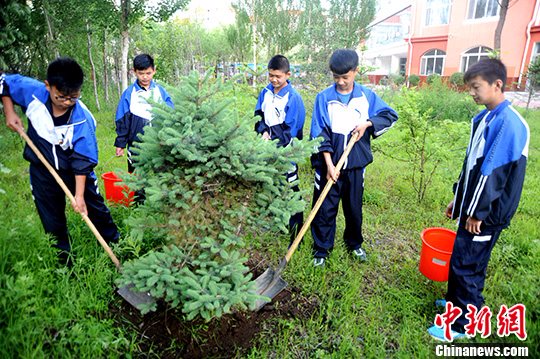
[420,49,446,75]
[531,42,540,63]
[460,46,492,72]
[467,0,500,20]
[424,0,451,26]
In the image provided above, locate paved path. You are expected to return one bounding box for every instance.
[506,91,540,109]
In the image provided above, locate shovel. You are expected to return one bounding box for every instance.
[253,131,361,310]
[17,129,154,309]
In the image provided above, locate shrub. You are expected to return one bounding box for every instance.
[379,75,390,86]
[449,72,464,87]
[408,74,420,87]
[417,77,478,123]
[526,57,540,110]
[426,73,441,85]
[117,71,318,318]
[374,88,469,202]
[390,74,405,86]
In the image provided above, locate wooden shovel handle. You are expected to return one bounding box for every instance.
[285,131,361,262]
[18,129,121,269]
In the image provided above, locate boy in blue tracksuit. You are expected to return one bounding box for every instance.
[428,59,529,341]
[114,54,174,173]
[310,49,398,267]
[254,55,306,241]
[1,57,119,264]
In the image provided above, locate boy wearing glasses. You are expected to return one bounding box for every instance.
[1,57,119,265]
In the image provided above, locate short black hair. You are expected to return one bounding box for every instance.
[47,57,84,94]
[329,49,359,75]
[133,54,155,70]
[268,55,290,72]
[464,58,507,92]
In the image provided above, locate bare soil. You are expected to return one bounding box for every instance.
[110,256,319,358]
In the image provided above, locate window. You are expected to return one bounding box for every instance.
[461,46,492,72]
[420,49,446,75]
[371,24,403,46]
[532,42,540,63]
[468,0,500,20]
[399,58,407,76]
[425,0,451,26]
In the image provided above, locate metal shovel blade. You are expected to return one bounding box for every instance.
[252,267,288,311]
[117,283,155,309]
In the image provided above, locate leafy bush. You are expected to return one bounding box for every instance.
[426,73,441,85]
[117,71,317,318]
[374,88,469,202]
[526,57,540,109]
[416,76,478,123]
[449,72,464,87]
[390,74,405,86]
[379,76,390,86]
[408,74,420,87]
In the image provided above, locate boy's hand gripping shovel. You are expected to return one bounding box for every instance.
[17,129,154,309]
[253,131,361,311]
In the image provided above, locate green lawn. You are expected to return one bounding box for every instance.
[0,102,538,357]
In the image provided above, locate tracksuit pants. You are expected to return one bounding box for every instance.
[286,163,303,243]
[446,225,502,332]
[127,148,136,174]
[311,166,365,258]
[29,163,119,252]
[127,147,145,204]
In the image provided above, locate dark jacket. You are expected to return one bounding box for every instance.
[1,74,99,175]
[310,82,398,170]
[452,100,529,229]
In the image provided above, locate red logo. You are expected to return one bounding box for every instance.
[497,304,527,340]
[434,302,463,341]
[434,302,527,340]
[464,304,492,338]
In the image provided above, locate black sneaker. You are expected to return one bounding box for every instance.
[57,251,74,268]
[352,248,367,261]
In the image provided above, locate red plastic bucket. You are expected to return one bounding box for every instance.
[101,171,134,206]
[419,227,456,282]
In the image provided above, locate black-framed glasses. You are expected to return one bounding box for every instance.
[55,94,81,103]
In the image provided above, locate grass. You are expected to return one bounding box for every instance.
[0,112,138,357]
[248,107,540,357]
[0,94,538,357]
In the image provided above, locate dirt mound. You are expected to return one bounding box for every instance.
[110,256,319,358]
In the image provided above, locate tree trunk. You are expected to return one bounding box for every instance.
[252,20,257,88]
[86,20,101,111]
[121,30,129,91]
[43,0,59,58]
[120,0,130,91]
[173,59,180,83]
[494,0,510,53]
[114,52,122,99]
[103,30,110,104]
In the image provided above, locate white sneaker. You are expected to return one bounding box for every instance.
[313,257,325,267]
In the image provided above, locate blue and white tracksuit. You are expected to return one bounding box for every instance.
[254,81,305,146]
[310,83,397,258]
[254,81,306,239]
[447,100,529,332]
[0,74,119,252]
[114,79,173,172]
